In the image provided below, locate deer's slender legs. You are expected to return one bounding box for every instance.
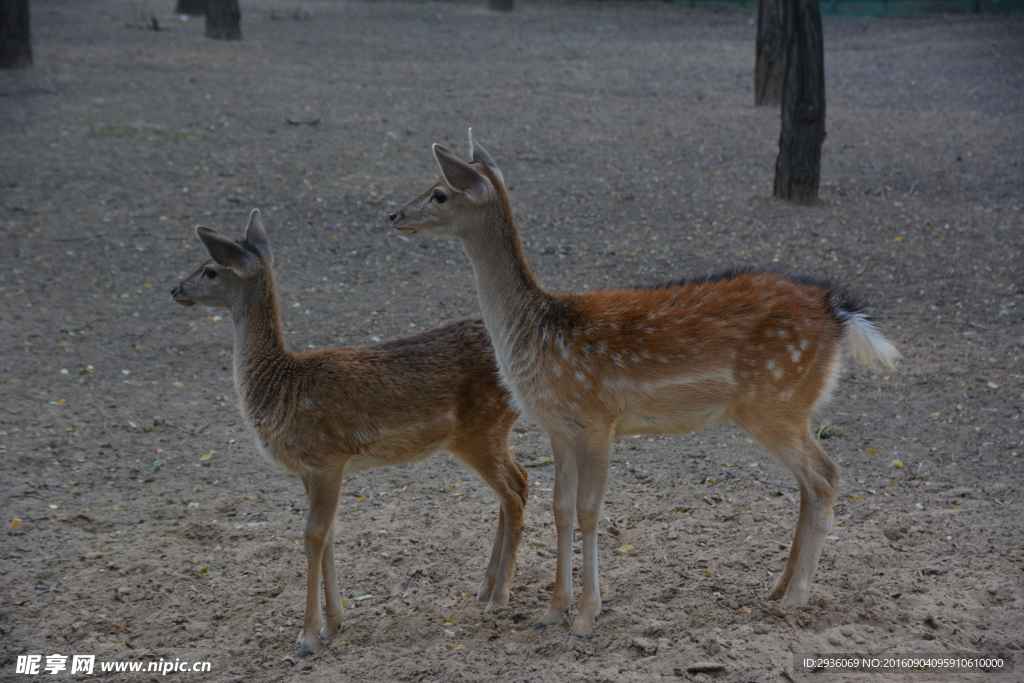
[298,472,343,657]
[450,430,528,610]
[775,431,838,605]
[569,426,613,637]
[737,417,839,606]
[477,506,507,603]
[321,528,344,638]
[536,431,579,629]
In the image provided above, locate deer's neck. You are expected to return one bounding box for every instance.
[228,272,291,411]
[460,200,548,378]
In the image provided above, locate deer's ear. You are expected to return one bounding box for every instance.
[243,209,273,266]
[433,143,489,205]
[196,226,255,276]
[468,128,504,186]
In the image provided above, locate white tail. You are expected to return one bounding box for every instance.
[839,309,901,370]
[171,210,527,657]
[391,133,900,636]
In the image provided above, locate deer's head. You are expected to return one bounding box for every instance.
[390,129,506,239]
[171,209,273,309]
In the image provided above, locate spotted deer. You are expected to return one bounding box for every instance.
[390,131,900,637]
[171,209,528,656]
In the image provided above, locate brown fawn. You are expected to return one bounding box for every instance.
[390,131,900,637]
[171,209,528,656]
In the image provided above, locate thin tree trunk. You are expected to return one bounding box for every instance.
[205,0,240,40]
[755,0,783,106]
[175,0,206,17]
[488,0,514,10]
[773,0,825,205]
[0,0,32,69]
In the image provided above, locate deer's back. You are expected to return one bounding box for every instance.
[502,270,847,429]
[239,319,513,475]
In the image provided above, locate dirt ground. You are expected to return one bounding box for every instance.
[1,1,1022,681]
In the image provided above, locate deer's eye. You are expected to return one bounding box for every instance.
[432,189,447,204]
[203,268,217,280]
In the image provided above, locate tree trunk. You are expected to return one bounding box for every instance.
[205,0,240,40]
[488,0,514,10]
[755,0,783,106]
[175,0,206,17]
[773,0,825,205]
[0,0,32,69]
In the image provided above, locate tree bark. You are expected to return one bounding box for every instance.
[0,0,32,69]
[755,0,783,106]
[175,0,206,17]
[205,0,240,40]
[773,0,825,205]
[488,0,514,10]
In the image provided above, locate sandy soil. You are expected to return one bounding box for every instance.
[1,1,1022,681]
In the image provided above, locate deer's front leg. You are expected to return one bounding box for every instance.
[536,431,578,629]
[298,474,343,657]
[569,427,612,637]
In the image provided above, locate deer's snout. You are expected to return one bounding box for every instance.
[390,210,418,235]
[171,285,196,307]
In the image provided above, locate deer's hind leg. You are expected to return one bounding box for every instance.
[736,417,839,606]
[321,527,344,638]
[450,421,528,611]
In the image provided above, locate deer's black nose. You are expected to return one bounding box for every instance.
[388,212,397,222]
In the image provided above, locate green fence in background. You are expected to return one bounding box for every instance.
[667,0,1023,15]
[819,0,1022,15]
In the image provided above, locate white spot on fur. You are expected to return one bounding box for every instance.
[640,369,735,393]
[787,344,801,363]
[556,333,570,359]
[601,375,637,392]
